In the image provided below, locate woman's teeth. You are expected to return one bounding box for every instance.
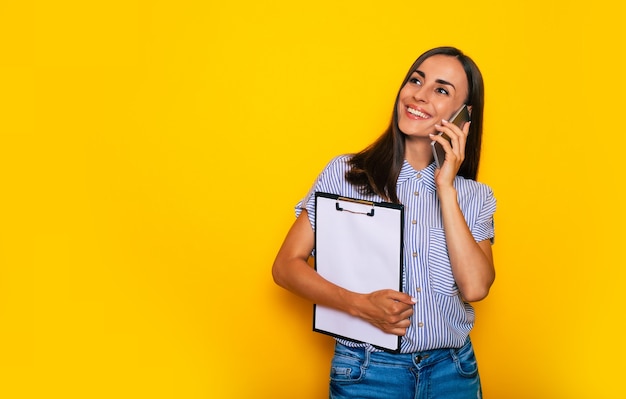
[408,107,428,118]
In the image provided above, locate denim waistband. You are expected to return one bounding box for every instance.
[334,336,471,369]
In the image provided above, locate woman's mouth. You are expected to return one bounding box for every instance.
[406,106,430,119]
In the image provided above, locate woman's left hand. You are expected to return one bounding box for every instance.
[430,119,470,186]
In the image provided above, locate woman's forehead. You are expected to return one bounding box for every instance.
[416,55,465,80]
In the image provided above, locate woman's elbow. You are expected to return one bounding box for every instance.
[461,286,491,302]
[460,277,495,302]
[272,258,287,287]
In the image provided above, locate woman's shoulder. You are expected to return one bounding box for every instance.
[454,176,495,199]
[312,154,372,199]
[317,154,354,176]
[324,154,353,168]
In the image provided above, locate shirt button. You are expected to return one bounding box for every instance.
[414,191,419,196]
[412,252,418,257]
[411,220,417,225]
[416,287,422,293]
[416,173,422,179]
[418,322,424,328]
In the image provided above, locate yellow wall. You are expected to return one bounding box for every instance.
[1,1,624,398]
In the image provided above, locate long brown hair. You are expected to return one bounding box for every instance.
[346,47,485,203]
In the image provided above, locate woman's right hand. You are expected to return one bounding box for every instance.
[353,289,416,336]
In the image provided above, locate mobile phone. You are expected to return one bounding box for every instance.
[430,104,471,169]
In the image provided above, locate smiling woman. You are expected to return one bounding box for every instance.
[272,46,495,399]
[345,47,486,205]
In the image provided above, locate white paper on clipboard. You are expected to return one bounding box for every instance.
[313,192,404,351]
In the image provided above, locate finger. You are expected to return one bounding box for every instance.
[393,328,408,336]
[432,126,458,152]
[429,133,453,154]
[441,118,466,134]
[434,123,456,139]
[437,120,469,163]
[398,307,414,319]
[386,290,418,305]
[440,120,468,147]
[373,319,411,336]
[387,318,411,336]
[462,120,471,135]
[456,125,469,163]
[455,121,470,151]
[377,325,409,336]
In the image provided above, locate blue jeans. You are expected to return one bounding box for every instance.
[329,337,482,399]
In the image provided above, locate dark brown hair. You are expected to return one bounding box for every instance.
[346,47,485,203]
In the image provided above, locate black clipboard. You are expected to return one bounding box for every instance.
[313,192,404,352]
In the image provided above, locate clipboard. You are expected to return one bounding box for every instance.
[313,192,404,352]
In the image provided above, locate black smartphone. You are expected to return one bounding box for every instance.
[430,104,470,169]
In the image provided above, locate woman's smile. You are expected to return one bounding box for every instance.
[406,105,431,120]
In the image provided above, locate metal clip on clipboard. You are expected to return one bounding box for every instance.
[335,197,375,217]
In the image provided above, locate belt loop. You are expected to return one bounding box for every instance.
[449,347,458,362]
[362,347,371,368]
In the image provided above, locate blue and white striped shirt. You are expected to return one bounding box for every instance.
[296,155,496,353]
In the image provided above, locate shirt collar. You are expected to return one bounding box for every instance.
[397,160,437,192]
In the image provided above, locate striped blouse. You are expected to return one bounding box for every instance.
[295,154,496,353]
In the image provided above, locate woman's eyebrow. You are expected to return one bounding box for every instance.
[436,79,455,90]
[415,69,456,90]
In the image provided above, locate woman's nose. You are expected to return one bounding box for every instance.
[412,88,429,103]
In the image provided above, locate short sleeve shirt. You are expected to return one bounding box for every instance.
[296,155,496,352]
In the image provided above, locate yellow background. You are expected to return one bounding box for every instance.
[1,1,624,398]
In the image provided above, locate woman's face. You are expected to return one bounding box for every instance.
[397,54,469,138]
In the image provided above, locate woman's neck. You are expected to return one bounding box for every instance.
[403,137,434,171]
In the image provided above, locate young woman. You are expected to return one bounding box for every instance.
[273,46,496,399]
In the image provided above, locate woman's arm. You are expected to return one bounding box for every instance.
[432,120,495,302]
[437,186,495,302]
[272,211,416,336]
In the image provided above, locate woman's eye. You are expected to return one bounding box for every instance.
[436,88,449,95]
[409,77,421,85]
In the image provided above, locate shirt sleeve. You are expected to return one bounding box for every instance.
[470,184,497,244]
[295,155,350,231]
